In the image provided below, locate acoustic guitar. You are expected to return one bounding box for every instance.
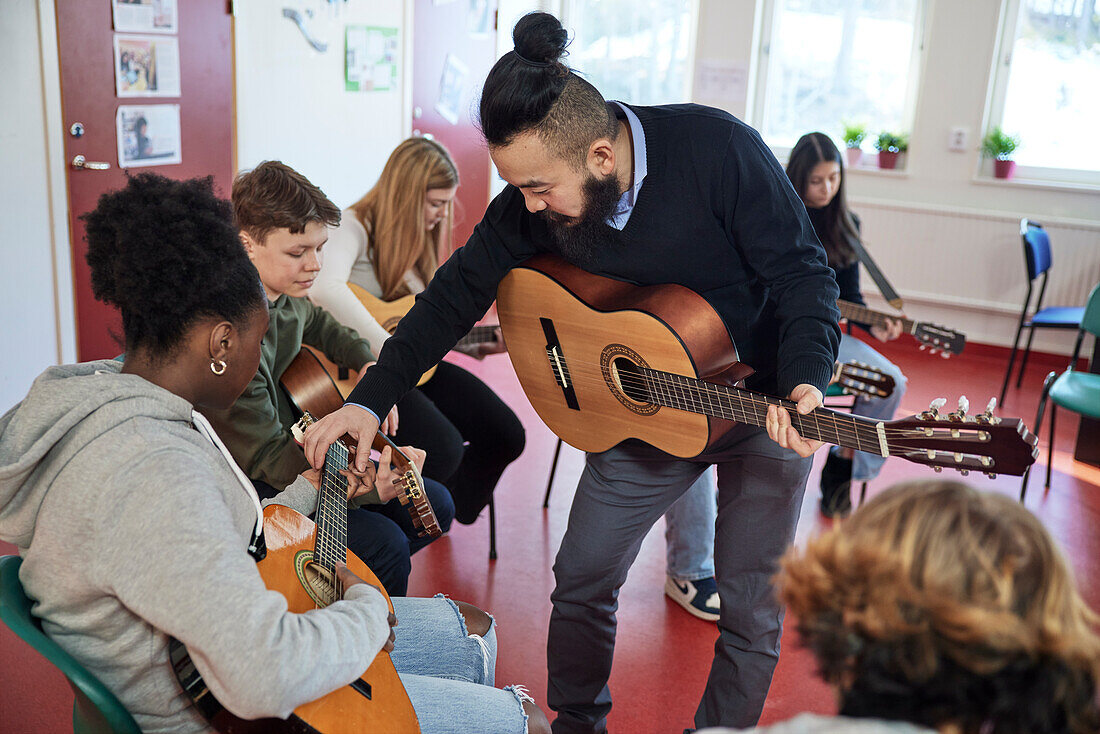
[838,300,966,357]
[496,255,1037,477]
[347,283,501,386]
[169,411,420,733]
[280,348,442,538]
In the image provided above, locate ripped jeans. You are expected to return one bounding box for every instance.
[391,594,534,733]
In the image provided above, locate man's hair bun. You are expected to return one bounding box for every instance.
[512,12,568,65]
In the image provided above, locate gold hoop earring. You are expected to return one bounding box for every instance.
[210,359,227,376]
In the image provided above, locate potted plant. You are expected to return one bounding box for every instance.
[841,122,866,167]
[874,131,908,170]
[982,126,1020,179]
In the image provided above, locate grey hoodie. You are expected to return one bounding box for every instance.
[0,361,390,733]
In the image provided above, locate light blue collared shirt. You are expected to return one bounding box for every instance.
[605,101,648,231]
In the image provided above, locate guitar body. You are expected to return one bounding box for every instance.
[346,284,436,386]
[496,255,752,457]
[170,505,420,734]
[257,504,418,733]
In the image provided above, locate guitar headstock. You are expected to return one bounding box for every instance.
[290,411,315,446]
[886,397,1037,477]
[913,322,966,357]
[372,432,442,537]
[834,361,896,399]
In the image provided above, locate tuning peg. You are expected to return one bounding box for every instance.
[986,472,997,479]
[922,398,947,420]
[919,344,927,351]
[979,397,1001,425]
[959,469,970,476]
[932,465,943,473]
[951,396,969,422]
[941,351,951,359]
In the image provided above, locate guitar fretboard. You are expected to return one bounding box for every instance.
[837,300,915,334]
[636,366,889,456]
[456,325,498,349]
[314,441,350,601]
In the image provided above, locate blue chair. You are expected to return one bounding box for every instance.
[1021,283,1100,501]
[0,555,142,734]
[1000,219,1086,406]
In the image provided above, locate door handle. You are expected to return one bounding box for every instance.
[71,155,110,170]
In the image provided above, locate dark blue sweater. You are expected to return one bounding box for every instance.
[349,104,841,415]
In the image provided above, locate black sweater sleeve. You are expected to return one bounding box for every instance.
[345,188,539,416]
[722,125,841,395]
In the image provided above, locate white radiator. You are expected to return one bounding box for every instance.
[849,198,1100,355]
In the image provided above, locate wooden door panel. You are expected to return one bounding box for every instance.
[412,0,498,261]
[56,0,233,360]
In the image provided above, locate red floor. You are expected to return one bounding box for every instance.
[2,334,1097,733]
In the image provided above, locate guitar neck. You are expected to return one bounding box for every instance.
[638,367,890,457]
[837,300,915,334]
[313,442,351,600]
[456,325,498,349]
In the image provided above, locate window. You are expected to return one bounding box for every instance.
[754,0,926,158]
[985,0,1100,183]
[563,0,698,105]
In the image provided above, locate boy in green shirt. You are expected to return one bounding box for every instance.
[206,160,454,595]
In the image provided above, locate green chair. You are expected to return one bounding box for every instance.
[1022,282,1100,501]
[0,555,142,734]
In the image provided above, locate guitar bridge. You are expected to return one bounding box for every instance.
[540,318,579,411]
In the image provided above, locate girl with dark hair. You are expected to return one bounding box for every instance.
[0,174,549,734]
[699,480,1100,734]
[786,132,908,518]
[305,12,843,733]
[312,137,526,526]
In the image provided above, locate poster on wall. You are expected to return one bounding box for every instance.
[467,0,491,38]
[345,25,399,92]
[435,53,468,125]
[112,0,178,34]
[114,35,181,97]
[116,105,182,167]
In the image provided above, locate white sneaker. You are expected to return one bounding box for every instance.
[664,575,720,622]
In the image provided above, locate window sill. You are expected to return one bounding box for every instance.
[970,175,1100,194]
[847,163,909,178]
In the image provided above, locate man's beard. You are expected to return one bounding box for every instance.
[541,171,622,264]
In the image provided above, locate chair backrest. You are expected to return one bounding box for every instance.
[1021,218,1052,281]
[1083,282,1100,339]
[0,556,142,734]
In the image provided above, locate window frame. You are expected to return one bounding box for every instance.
[560,0,701,106]
[749,0,930,167]
[979,0,1100,187]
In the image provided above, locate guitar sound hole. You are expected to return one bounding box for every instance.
[611,357,650,404]
[303,562,337,607]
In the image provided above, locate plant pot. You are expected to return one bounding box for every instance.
[845,147,862,167]
[877,150,899,169]
[994,159,1016,180]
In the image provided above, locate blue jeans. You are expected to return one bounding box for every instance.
[547,425,812,732]
[664,470,717,581]
[393,594,533,733]
[834,333,908,482]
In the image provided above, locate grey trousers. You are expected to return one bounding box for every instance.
[546,423,812,733]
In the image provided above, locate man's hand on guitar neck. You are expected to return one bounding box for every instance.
[304,404,382,473]
[765,384,826,458]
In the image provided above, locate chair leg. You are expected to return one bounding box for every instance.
[1045,402,1057,490]
[1016,325,1038,389]
[1022,371,1055,502]
[1000,317,1028,406]
[858,482,868,506]
[543,437,563,508]
[487,495,497,561]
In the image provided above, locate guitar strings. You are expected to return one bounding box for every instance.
[547,360,991,456]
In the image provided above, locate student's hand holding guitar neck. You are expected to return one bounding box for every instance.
[870,316,904,343]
